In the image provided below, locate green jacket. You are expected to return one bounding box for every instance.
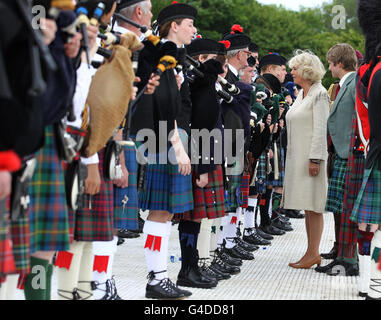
[327,72,356,159]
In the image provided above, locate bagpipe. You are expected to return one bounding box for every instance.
[183,54,237,104]
[85,14,178,183]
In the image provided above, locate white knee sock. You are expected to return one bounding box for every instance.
[210,218,221,255]
[358,253,371,296]
[368,230,381,299]
[197,219,213,261]
[55,241,84,300]
[0,274,19,300]
[223,208,242,249]
[244,199,257,235]
[92,237,118,300]
[77,241,94,300]
[143,220,168,285]
[218,215,230,247]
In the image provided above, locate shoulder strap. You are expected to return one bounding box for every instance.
[367,57,381,96]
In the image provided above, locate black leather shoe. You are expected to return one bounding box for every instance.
[200,263,230,280]
[216,248,243,266]
[117,237,125,246]
[243,228,271,246]
[273,210,290,222]
[286,209,305,219]
[365,295,381,300]
[231,237,258,252]
[259,224,286,236]
[320,246,338,260]
[129,215,145,233]
[146,278,186,299]
[326,261,359,276]
[256,227,274,240]
[315,260,340,273]
[271,218,293,232]
[117,229,140,239]
[225,245,254,260]
[210,252,241,275]
[170,283,192,297]
[177,266,217,289]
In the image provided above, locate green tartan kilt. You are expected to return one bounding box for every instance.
[224,159,243,213]
[351,159,381,225]
[28,125,70,253]
[255,152,268,194]
[138,162,194,214]
[325,153,348,214]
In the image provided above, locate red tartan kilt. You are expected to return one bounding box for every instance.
[176,165,226,221]
[71,148,114,242]
[240,173,250,208]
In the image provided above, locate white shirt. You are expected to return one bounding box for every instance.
[228,64,239,78]
[339,71,355,87]
[67,62,99,165]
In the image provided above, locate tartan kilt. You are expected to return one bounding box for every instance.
[72,148,114,242]
[256,153,267,194]
[240,173,250,208]
[9,214,30,274]
[271,146,285,187]
[28,125,70,253]
[175,165,226,221]
[339,152,365,259]
[113,144,138,230]
[0,212,16,277]
[138,162,194,214]
[351,160,381,225]
[224,173,242,213]
[325,153,348,214]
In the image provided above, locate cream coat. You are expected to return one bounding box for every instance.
[282,82,330,213]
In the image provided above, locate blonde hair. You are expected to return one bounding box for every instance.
[288,49,326,84]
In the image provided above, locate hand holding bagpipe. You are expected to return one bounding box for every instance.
[113,12,160,45]
[74,1,106,67]
[128,41,178,113]
[181,55,234,104]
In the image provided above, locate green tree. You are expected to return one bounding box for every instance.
[149,0,365,88]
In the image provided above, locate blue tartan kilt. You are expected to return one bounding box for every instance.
[325,153,348,214]
[138,162,194,214]
[351,159,381,225]
[113,144,139,230]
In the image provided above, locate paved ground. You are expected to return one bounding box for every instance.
[12,210,363,300]
[101,211,361,300]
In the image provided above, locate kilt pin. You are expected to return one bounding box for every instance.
[113,144,139,231]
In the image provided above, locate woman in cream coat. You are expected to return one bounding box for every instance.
[282,50,330,269]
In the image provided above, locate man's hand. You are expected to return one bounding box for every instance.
[40,18,57,45]
[259,122,265,133]
[144,74,160,95]
[0,171,11,200]
[195,173,208,188]
[85,163,101,195]
[175,74,182,90]
[113,165,129,188]
[64,32,82,58]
